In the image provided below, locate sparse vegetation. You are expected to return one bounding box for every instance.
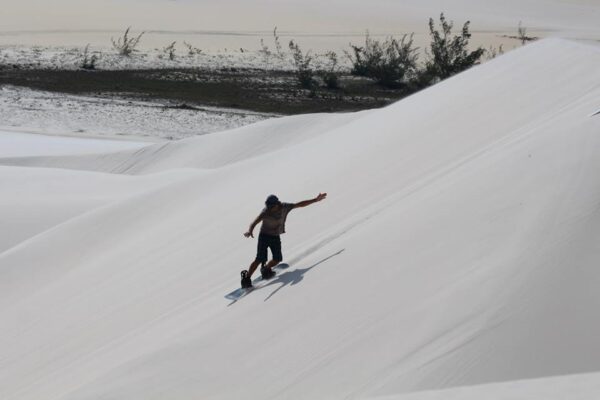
[485,44,504,60]
[289,40,315,89]
[111,27,145,57]
[320,51,340,89]
[347,33,419,88]
[162,42,177,61]
[517,21,537,45]
[502,21,538,45]
[422,13,485,83]
[259,38,272,68]
[183,42,202,56]
[2,13,513,113]
[518,21,528,45]
[80,44,98,70]
[272,27,285,60]
[258,27,287,69]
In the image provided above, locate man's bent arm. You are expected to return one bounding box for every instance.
[244,214,263,237]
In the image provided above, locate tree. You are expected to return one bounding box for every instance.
[425,13,484,81]
[516,21,537,45]
[518,21,528,45]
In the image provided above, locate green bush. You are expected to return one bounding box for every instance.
[424,13,485,82]
[80,44,98,70]
[320,51,340,89]
[111,27,144,57]
[289,40,315,89]
[162,42,177,61]
[183,42,202,56]
[348,33,419,88]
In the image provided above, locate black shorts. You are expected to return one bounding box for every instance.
[256,233,282,263]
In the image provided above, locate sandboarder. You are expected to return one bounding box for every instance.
[241,193,327,288]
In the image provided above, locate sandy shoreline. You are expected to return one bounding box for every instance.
[0,85,277,141]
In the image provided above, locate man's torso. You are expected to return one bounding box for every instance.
[260,203,294,236]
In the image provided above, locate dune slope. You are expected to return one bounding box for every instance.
[1,39,600,400]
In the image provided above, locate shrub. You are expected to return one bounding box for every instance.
[259,38,272,69]
[320,51,340,89]
[259,26,285,69]
[485,44,504,60]
[163,41,177,61]
[80,44,98,70]
[346,35,369,77]
[183,41,202,56]
[111,27,144,57]
[424,13,485,81]
[289,40,315,89]
[517,21,537,45]
[502,22,538,45]
[518,21,528,45]
[272,27,285,60]
[347,33,419,88]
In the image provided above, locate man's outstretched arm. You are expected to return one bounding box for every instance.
[293,193,327,209]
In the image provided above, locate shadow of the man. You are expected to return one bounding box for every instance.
[261,249,345,302]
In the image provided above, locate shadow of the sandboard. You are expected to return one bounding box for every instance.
[225,263,290,301]
[225,249,345,305]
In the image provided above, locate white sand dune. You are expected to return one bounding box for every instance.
[0,165,203,252]
[371,371,600,400]
[0,129,147,158]
[0,111,369,173]
[2,38,600,399]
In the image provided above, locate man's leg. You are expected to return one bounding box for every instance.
[264,258,279,270]
[264,235,282,271]
[247,259,262,278]
[248,234,268,278]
